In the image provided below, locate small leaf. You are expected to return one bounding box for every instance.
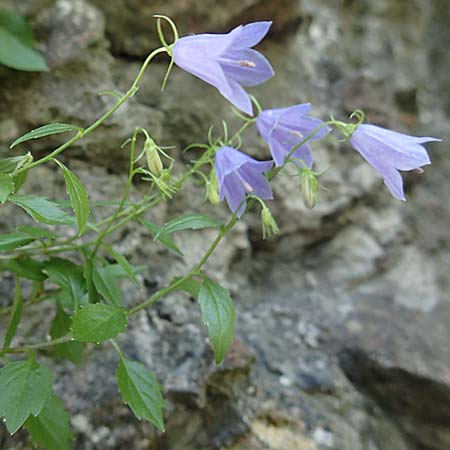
[116,354,165,431]
[72,303,127,342]
[0,10,34,47]
[93,264,122,306]
[172,276,201,298]
[16,225,56,240]
[25,395,74,450]
[155,214,221,239]
[140,219,183,255]
[50,305,83,366]
[0,355,55,434]
[10,123,81,149]
[97,90,123,99]
[10,194,74,225]
[0,153,32,173]
[198,276,236,364]
[0,174,14,203]
[106,246,140,287]
[44,258,87,310]
[0,232,34,251]
[0,26,48,72]
[0,257,46,281]
[12,169,28,193]
[57,162,90,234]
[2,276,23,350]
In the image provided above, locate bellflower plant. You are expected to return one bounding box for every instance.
[350,124,440,200]
[215,146,273,217]
[172,22,274,115]
[0,14,441,450]
[256,103,330,167]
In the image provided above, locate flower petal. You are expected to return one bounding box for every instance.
[220,48,274,87]
[173,32,235,59]
[292,144,314,168]
[256,110,276,142]
[238,165,273,200]
[219,79,253,115]
[351,126,431,171]
[229,21,272,49]
[351,133,406,200]
[269,135,290,166]
[221,171,247,217]
[172,43,231,93]
[361,124,440,146]
[277,106,330,141]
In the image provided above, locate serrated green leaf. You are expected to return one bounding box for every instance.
[140,219,183,255]
[9,194,74,225]
[93,264,122,306]
[0,173,14,203]
[25,395,73,450]
[0,26,48,72]
[12,169,28,192]
[44,258,87,310]
[72,303,127,342]
[0,10,34,48]
[0,232,34,251]
[172,276,201,298]
[57,162,90,234]
[16,225,56,240]
[0,355,55,434]
[52,289,88,310]
[50,305,83,366]
[106,246,140,287]
[155,214,221,240]
[0,153,32,173]
[2,276,23,350]
[10,123,81,149]
[198,277,235,364]
[0,257,46,281]
[116,354,165,431]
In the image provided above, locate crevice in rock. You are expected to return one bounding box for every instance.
[339,348,450,450]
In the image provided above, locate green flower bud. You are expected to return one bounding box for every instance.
[207,169,220,205]
[300,170,319,209]
[145,138,163,176]
[261,205,280,239]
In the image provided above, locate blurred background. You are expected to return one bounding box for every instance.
[0,0,449,449]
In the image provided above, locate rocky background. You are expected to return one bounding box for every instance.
[0,0,449,449]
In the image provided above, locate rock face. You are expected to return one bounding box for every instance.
[0,0,449,449]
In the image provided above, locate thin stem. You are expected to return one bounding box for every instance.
[18,47,167,174]
[91,128,139,255]
[1,334,73,355]
[128,213,238,316]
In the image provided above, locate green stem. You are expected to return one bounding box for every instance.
[91,128,139,256]
[18,47,167,174]
[1,334,73,355]
[128,212,238,316]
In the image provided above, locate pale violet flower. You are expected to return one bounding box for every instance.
[256,103,330,167]
[172,22,274,115]
[215,146,273,217]
[350,124,440,200]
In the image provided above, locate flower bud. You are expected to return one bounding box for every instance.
[261,205,280,239]
[300,170,319,208]
[207,170,220,205]
[145,138,163,176]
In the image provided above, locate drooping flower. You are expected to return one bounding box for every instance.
[215,146,273,217]
[350,124,440,200]
[256,103,330,167]
[172,22,274,115]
